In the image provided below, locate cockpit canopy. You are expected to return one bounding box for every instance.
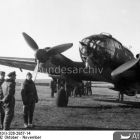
[79,33,134,64]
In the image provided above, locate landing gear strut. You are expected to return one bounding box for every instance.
[118,92,124,101]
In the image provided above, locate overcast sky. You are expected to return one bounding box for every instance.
[0,0,139,79]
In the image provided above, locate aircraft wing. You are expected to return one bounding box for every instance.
[0,55,113,83]
[0,57,36,71]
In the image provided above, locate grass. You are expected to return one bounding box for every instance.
[6,83,140,130]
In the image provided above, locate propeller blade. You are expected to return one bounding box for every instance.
[22,32,39,51]
[46,43,73,56]
[111,57,140,78]
[32,60,39,82]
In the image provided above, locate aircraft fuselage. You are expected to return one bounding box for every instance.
[79,33,135,82]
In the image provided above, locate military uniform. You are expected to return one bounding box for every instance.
[21,78,38,127]
[0,71,5,129]
[50,79,57,97]
[85,81,92,96]
[2,71,16,130]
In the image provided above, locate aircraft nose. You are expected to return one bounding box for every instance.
[79,41,88,56]
[79,41,94,68]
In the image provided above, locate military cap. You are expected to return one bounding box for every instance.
[0,71,5,75]
[8,71,16,77]
[26,72,32,76]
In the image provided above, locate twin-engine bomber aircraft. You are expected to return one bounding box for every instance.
[0,32,139,107]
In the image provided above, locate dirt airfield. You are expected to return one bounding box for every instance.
[9,82,140,130]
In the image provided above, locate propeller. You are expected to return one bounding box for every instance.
[22,32,39,51]
[46,43,73,56]
[22,32,73,81]
[111,56,140,78]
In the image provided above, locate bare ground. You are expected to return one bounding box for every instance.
[8,85,140,130]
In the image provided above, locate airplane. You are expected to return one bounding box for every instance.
[0,32,139,107]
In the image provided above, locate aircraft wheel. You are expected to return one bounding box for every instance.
[120,93,124,101]
[56,88,68,107]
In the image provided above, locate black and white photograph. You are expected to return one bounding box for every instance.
[0,0,139,138]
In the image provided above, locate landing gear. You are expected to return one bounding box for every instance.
[56,87,68,107]
[51,90,55,98]
[118,92,124,101]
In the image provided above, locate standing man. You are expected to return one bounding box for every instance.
[2,71,16,130]
[0,71,5,129]
[21,72,38,128]
[87,81,92,96]
[50,78,57,98]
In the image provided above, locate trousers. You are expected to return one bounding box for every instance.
[3,101,15,130]
[23,103,35,124]
[0,103,4,129]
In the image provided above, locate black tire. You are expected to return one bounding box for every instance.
[56,88,68,107]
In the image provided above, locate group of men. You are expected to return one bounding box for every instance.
[70,81,92,97]
[0,71,38,130]
[50,78,92,97]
